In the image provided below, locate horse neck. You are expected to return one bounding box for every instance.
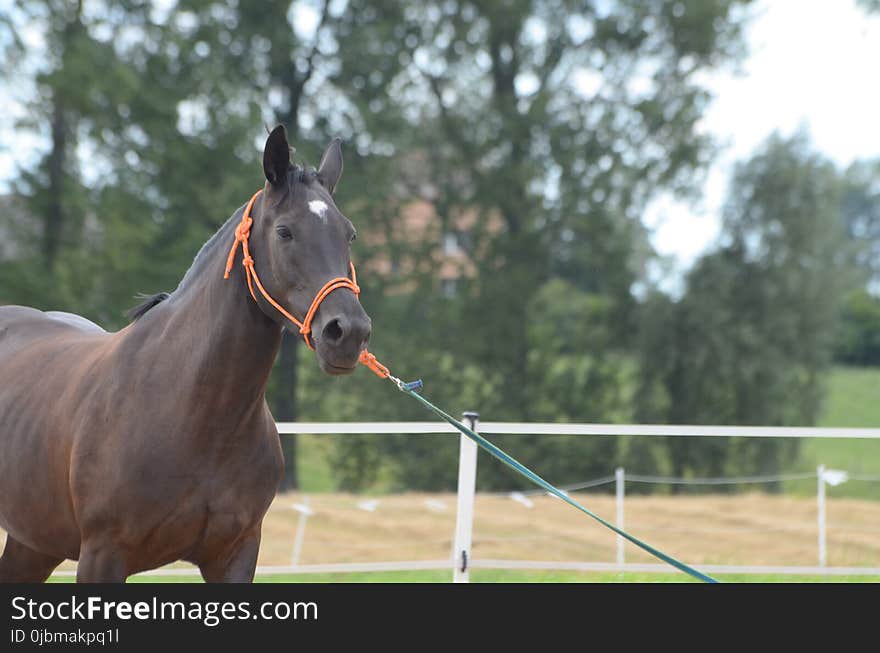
[139,206,284,415]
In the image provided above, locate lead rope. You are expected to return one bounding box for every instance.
[225,188,718,583]
[365,354,718,583]
[390,378,719,583]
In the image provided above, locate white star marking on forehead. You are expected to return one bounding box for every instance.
[308,200,328,222]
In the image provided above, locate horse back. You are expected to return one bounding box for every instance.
[0,305,117,557]
[0,305,107,345]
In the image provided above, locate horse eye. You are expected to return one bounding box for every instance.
[349,232,357,243]
[276,225,293,241]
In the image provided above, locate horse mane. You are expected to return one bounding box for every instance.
[126,292,170,322]
[130,166,317,323]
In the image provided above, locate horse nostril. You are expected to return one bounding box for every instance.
[322,318,344,344]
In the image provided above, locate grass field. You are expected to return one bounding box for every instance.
[17,487,877,582]
[802,366,880,497]
[818,366,880,429]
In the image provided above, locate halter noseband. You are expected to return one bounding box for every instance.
[223,188,388,378]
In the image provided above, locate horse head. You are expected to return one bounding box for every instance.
[252,125,371,375]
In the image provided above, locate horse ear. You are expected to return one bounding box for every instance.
[263,125,290,186]
[317,137,343,194]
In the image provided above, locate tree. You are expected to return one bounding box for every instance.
[322,0,756,489]
[3,1,89,308]
[636,133,849,488]
[1,0,165,322]
[841,160,880,292]
[824,159,880,367]
[836,289,880,366]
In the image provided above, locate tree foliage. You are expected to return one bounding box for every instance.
[836,289,880,366]
[636,133,849,487]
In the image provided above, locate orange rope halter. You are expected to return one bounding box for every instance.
[224,188,389,378]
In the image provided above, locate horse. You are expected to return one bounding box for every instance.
[0,125,371,582]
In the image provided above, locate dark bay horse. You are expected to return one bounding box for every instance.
[0,126,371,582]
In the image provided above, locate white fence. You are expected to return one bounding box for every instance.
[276,419,880,581]
[51,419,880,581]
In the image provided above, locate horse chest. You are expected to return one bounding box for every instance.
[70,414,282,562]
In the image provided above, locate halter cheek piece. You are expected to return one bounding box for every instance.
[224,188,388,377]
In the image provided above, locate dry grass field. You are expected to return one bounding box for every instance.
[5,493,880,568]
[257,491,880,569]
[7,490,876,576]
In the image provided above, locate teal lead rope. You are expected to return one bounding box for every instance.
[388,376,719,584]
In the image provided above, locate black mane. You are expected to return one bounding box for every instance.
[126,292,170,322]
[127,164,318,324]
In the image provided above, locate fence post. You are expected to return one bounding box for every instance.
[453,411,479,583]
[817,464,826,567]
[291,496,310,567]
[615,467,625,566]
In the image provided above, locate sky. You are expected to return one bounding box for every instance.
[2,0,879,286]
[644,0,880,287]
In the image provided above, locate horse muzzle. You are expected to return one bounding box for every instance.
[312,306,372,376]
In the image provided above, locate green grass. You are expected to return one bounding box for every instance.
[47,569,880,583]
[297,434,337,492]
[789,366,880,500]
[818,366,880,429]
